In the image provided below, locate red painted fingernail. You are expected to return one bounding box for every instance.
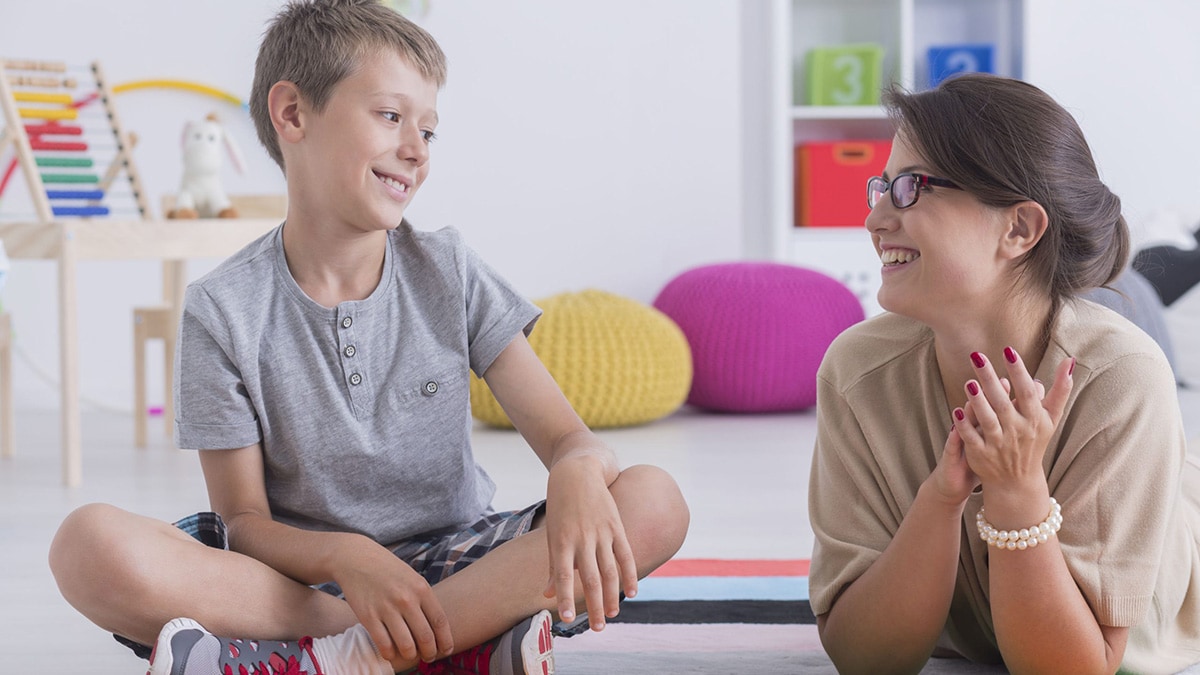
[1068,357,1076,376]
[967,381,979,396]
[971,352,985,368]
[954,408,965,421]
[1004,346,1017,364]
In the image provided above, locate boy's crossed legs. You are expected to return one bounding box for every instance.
[49,464,688,674]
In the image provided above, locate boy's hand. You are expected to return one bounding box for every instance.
[542,455,638,631]
[333,534,453,663]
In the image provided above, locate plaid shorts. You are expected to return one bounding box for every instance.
[317,502,544,595]
[117,502,545,659]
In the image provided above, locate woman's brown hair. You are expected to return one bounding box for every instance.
[883,74,1129,308]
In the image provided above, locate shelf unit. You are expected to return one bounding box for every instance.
[741,0,1026,316]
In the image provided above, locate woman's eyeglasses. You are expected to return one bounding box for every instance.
[866,173,962,210]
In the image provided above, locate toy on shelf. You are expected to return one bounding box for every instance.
[927,44,995,88]
[0,59,149,223]
[805,44,884,106]
[167,112,245,219]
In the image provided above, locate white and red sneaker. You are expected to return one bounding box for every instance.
[417,610,554,675]
[147,617,324,675]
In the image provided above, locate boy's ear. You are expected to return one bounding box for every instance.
[268,81,304,143]
[1000,201,1049,260]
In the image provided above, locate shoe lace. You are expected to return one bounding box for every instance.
[416,641,495,675]
[218,636,323,675]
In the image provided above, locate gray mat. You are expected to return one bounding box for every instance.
[554,651,805,673]
[558,652,1200,674]
[555,651,1008,674]
[553,620,1200,673]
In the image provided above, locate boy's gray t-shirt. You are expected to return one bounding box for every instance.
[174,222,541,546]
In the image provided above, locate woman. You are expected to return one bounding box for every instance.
[808,73,1200,674]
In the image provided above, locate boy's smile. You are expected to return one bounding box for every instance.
[287,49,439,234]
[374,169,412,199]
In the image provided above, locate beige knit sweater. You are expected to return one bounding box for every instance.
[809,299,1200,674]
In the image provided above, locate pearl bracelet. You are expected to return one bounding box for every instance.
[975,498,1062,551]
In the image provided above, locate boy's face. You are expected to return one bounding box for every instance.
[293,49,438,232]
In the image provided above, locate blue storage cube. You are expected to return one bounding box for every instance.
[928,44,995,87]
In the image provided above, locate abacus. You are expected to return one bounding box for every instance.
[0,59,148,222]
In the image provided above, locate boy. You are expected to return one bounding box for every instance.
[47,1,689,673]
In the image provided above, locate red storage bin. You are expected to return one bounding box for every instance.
[795,140,892,227]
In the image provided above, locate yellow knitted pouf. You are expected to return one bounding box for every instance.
[470,289,693,429]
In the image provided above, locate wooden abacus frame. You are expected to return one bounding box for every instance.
[0,59,150,222]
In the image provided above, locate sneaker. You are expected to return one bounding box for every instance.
[147,617,324,675]
[551,591,624,638]
[417,610,554,675]
[549,612,590,639]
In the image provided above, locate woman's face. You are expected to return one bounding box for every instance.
[865,134,1012,324]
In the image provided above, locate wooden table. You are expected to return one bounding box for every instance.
[0,217,279,486]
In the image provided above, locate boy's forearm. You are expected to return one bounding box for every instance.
[224,510,366,586]
[819,482,965,674]
[547,430,620,486]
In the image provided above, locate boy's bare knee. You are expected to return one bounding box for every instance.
[613,465,690,566]
[50,504,152,610]
[50,503,122,577]
[616,464,688,510]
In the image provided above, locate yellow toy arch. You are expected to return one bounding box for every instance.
[111,79,247,109]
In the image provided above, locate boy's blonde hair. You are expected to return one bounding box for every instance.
[249,0,447,171]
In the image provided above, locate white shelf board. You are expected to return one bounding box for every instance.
[791,105,888,120]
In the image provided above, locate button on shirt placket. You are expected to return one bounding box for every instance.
[339,313,363,392]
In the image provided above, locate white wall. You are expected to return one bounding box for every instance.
[5,0,1197,415]
[1,0,742,411]
[1024,0,1200,243]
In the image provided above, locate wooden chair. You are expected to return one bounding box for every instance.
[134,194,286,447]
[133,305,174,448]
[1,312,13,458]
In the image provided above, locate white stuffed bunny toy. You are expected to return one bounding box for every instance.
[168,112,245,218]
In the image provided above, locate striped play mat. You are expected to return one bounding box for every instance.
[552,558,1015,673]
[554,558,813,673]
[608,557,811,625]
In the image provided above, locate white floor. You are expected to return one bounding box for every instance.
[2,389,1198,674]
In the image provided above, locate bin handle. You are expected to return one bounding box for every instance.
[833,143,876,165]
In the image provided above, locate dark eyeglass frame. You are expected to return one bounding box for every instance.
[866,173,962,210]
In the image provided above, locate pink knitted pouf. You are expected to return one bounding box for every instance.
[652,262,864,412]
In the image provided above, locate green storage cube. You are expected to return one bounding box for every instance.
[806,44,884,106]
